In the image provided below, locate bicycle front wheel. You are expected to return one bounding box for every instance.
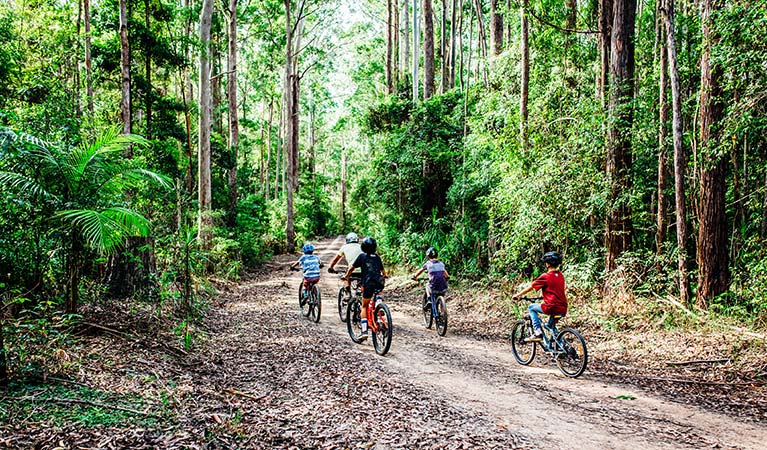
[554,328,588,378]
[372,302,393,356]
[510,320,536,365]
[309,285,321,323]
[346,299,365,344]
[421,294,433,329]
[337,287,349,323]
[435,296,448,337]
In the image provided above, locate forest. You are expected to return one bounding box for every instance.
[1,0,767,447]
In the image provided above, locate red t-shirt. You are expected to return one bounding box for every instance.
[531,270,568,315]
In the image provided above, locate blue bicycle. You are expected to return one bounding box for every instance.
[510,297,587,378]
[415,280,448,337]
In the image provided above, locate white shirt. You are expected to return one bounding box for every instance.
[338,243,363,269]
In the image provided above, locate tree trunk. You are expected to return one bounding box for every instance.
[402,0,410,84]
[387,0,394,94]
[662,0,691,304]
[475,0,489,86]
[0,315,7,389]
[604,0,636,276]
[284,0,296,252]
[341,146,347,230]
[412,0,419,101]
[598,0,613,106]
[227,0,239,228]
[212,34,223,137]
[449,0,458,88]
[393,0,399,90]
[490,0,502,55]
[198,0,214,249]
[66,233,83,313]
[84,0,93,114]
[440,0,447,93]
[264,100,273,200]
[144,0,152,139]
[520,0,529,151]
[182,0,194,196]
[656,2,669,261]
[696,0,728,308]
[423,0,435,99]
[119,0,131,139]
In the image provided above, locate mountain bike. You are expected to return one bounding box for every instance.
[414,279,448,337]
[510,297,587,378]
[346,287,393,356]
[292,268,321,323]
[329,267,361,323]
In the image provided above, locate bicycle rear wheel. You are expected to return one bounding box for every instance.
[372,301,393,356]
[337,287,349,323]
[346,298,365,344]
[510,320,536,365]
[309,285,321,323]
[421,294,433,329]
[554,328,588,378]
[435,296,448,337]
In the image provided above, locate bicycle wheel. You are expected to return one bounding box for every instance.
[298,283,309,317]
[372,301,393,356]
[309,285,321,323]
[337,287,349,323]
[510,320,536,365]
[435,296,448,337]
[554,328,588,378]
[421,293,433,329]
[346,298,365,344]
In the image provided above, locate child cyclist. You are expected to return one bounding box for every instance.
[328,232,363,294]
[512,252,567,341]
[342,237,387,340]
[290,243,322,297]
[411,247,449,300]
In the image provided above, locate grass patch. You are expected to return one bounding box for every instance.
[0,382,165,428]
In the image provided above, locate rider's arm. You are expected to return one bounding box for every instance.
[290,261,299,269]
[328,254,342,270]
[342,265,354,280]
[412,267,425,279]
[444,269,450,280]
[513,285,535,300]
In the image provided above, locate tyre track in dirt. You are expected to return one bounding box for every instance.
[293,236,767,450]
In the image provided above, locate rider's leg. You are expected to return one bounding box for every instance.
[360,295,372,335]
[528,303,544,337]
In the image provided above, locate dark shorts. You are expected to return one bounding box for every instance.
[361,282,383,299]
[303,277,320,288]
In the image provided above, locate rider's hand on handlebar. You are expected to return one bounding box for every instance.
[328,267,336,274]
[512,293,521,300]
[411,276,418,282]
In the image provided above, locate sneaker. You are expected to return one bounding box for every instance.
[359,330,369,341]
[527,329,543,342]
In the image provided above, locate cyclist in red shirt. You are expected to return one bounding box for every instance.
[512,252,567,341]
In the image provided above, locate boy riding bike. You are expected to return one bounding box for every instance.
[328,232,363,293]
[290,243,322,287]
[411,247,449,298]
[342,236,387,340]
[512,252,567,341]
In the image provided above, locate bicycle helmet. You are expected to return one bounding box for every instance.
[426,247,438,258]
[541,251,562,267]
[345,232,359,244]
[302,243,315,254]
[360,236,377,254]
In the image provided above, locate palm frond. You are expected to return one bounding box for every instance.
[0,171,56,200]
[56,207,151,254]
[121,168,173,190]
[67,127,150,189]
[101,207,151,237]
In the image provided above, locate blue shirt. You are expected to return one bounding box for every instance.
[298,254,321,279]
[423,259,448,292]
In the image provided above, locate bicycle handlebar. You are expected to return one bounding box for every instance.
[518,296,543,301]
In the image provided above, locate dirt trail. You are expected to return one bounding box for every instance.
[284,236,767,450]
